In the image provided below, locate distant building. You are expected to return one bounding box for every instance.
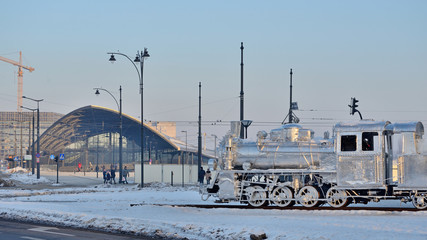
[0,112,64,162]
[148,121,176,138]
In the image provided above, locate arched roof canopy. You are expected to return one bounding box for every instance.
[38,105,179,155]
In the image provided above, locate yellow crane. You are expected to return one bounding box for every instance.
[0,51,35,112]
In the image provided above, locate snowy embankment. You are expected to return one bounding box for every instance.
[0,171,427,240]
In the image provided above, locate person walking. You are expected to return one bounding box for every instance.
[122,166,129,184]
[102,166,107,184]
[111,166,116,184]
[106,171,111,184]
[198,167,206,185]
[205,169,212,184]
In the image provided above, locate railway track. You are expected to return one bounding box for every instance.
[130,203,425,212]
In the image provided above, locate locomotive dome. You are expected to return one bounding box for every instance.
[269,123,313,142]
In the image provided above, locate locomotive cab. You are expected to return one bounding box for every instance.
[335,121,391,189]
[334,121,427,209]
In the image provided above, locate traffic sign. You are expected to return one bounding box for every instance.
[59,154,65,161]
[36,153,40,158]
[50,155,55,160]
[13,156,19,161]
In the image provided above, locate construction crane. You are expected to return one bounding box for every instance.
[0,51,35,112]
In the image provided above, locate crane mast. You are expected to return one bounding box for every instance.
[0,51,35,112]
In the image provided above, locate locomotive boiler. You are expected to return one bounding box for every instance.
[202,120,427,209]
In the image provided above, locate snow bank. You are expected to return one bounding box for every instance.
[8,172,51,184]
[6,166,29,174]
[0,172,426,240]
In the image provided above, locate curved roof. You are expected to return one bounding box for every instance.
[38,105,180,154]
[334,120,391,133]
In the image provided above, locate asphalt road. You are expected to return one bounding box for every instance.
[0,219,159,240]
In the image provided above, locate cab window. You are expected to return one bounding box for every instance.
[341,135,356,151]
[362,132,378,151]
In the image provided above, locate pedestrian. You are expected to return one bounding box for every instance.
[106,171,111,184]
[122,166,129,184]
[102,166,107,184]
[205,169,212,184]
[111,167,116,184]
[198,167,205,185]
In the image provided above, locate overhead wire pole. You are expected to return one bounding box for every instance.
[240,42,244,138]
[198,82,202,174]
[181,130,187,187]
[282,69,298,124]
[288,68,293,124]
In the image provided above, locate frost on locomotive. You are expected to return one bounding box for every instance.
[203,120,427,209]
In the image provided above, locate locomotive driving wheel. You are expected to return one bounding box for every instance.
[326,188,349,208]
[411,191,427,209]
[271,186,294,207]
[297,186,321,208]
[246,186,267,207]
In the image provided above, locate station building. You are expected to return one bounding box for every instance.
[2,106,215,183]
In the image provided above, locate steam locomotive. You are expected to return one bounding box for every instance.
[202,120,427,209]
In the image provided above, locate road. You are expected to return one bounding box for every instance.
[0,219,159,240]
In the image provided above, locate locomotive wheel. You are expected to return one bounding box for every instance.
[246,186,267,207]
[271,186,294,207]
[411,192,427,209]
[297,186,320,208]
[326,188,349,208]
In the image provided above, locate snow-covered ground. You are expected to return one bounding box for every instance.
[0,170,426,240]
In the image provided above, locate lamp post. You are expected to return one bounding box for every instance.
[181,130,187,187]
[20,106,36,174]
[241,120,253,139]
[22,96,43,179]
[94,86,123,183]
[108,48,150,187]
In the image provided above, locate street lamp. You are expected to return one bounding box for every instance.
[94,86,123,183]
[22,96,43,179]
[108,48,150,187]
[181,130,187,187]
[20,106,36,175]
[241,120,252,139]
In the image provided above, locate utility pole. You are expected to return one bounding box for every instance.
[240,42,245,138]
[211,134,217,159]
[282,69,299,124]
[198,82,202,173]
[288,68,293,124]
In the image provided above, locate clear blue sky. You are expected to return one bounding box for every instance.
[1,0,426,143]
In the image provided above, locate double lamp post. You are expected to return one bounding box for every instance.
[22,96,43,179]
[108,48,149,188]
